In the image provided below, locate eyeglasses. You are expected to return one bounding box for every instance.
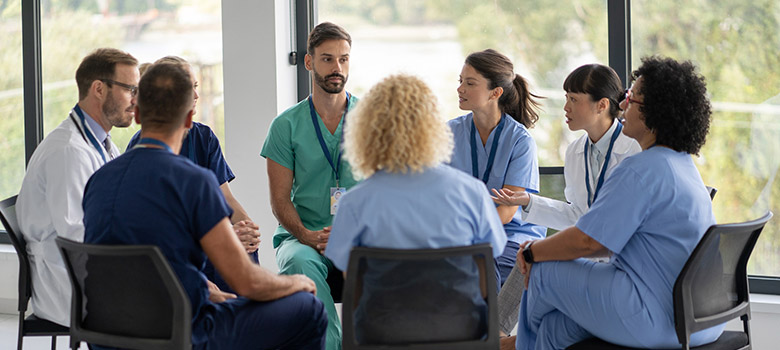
[101,79,138,97]
[623,88,644,106]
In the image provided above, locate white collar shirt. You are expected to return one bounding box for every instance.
[15,106,119,326]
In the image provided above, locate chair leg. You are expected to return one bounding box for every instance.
[51,335,57,350]
[17,315,24,350]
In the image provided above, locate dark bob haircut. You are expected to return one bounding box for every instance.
[563,64,623,120]
[633,56,711,155]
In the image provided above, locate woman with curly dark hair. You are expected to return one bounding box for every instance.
[512,56,721,350]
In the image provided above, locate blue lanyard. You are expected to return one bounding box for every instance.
[309,92,351,187]
[584,122,623,207]
[470,114,506,184]
[72,104,107,164]
[132,137,174,154]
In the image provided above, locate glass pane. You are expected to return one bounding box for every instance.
[631,1,780,276]
[0,1,26,200]
[319,0,608,166]
[40,0,225,152]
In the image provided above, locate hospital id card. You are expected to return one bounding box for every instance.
[330,187,346,215]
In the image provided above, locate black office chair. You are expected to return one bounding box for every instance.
[567,211,772,350]
[55,237,192,350]
[0,195,69,350]
[341,243,499,350]
[706,186,718,200]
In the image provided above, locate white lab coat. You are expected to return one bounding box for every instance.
[523,122,641,231]
[16,108,119,327]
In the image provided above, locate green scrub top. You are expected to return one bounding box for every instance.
[261,95,360,247]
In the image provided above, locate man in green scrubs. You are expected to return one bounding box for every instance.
[261,22,358,350]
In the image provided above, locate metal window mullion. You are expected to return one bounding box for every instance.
[607,0,631,88]
[22,0,44,166]
[295,0,316,101]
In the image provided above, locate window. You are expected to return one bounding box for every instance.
[631,0,780,278]
[319,0,608,166]
[0,1,26,202]
[314,0,780,292]
[39,0,226,152]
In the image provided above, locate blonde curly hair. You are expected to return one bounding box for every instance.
[344,74,453,179]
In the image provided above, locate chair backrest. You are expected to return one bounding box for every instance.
[55,237,192,350]
[673,211,772,348]
[0,195,32,313]
[705,186,718,200]
[341,243,498,350]
[539,167,566,236]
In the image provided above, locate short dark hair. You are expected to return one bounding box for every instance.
[75,48,138,100]
[307,22,351,56]
[137,63,193,133]
[563,64,623,120]
[632,56,711,155]
[465,49,542,128]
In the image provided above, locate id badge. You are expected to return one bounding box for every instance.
[330,187,346,215]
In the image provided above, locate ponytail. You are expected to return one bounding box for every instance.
[504,74,542,128]
[465,49,544,129]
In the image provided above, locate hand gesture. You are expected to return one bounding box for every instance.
[491,188,530,207]
[299,226,331,254]
[234,220,261,254]
[287,274,317,295]
[516,240,534,289]
[207,280,237,303]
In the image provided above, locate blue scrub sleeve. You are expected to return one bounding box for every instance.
[575,163,650,254]
[199,125,235,185]
[260,116,295,170]
[504,135,540,193]
[325,194,362,271]
[189,170,234,240]
[474,182,508,258]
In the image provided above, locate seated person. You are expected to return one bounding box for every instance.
[514,56,723,350]
[128,56,260,293]
[83,62,326,350]
[324,74,507,344]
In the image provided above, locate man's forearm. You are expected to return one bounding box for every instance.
[239,265,302,301]
[271,196,310,240]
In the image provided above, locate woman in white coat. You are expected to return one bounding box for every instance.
[491,64,641,340]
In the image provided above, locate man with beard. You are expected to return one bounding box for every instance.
[261,22,357,350]
[17,48,138,327]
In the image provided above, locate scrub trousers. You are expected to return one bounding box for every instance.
[90,291,327,350]
[277,237,342,350]
[204,251,259,294]
[515,259,724,350]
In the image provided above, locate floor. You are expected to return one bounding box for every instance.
[0,313,83,350]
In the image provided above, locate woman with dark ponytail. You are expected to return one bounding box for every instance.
[447,49,545,293]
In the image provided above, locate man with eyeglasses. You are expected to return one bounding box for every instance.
[17,48,139,327]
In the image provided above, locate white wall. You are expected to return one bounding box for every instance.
[221,0,298,272]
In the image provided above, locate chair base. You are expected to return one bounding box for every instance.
[567,331,748,350]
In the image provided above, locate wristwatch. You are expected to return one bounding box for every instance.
[522,241,535,264]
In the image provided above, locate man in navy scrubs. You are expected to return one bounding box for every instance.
[83,62,326,349]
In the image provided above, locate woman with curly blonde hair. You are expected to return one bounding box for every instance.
[324,74,507,343]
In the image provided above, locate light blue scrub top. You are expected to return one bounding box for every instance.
[576,146,723,342]
[448,113,546,244]
[325,164,507,271]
